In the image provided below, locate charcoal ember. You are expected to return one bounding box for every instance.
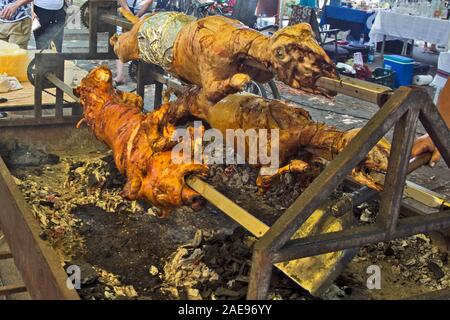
[346,233,450,296]
[428,262,445,280]
[0,140,60,167]
[159,227,307,300]
[94,267,139,299]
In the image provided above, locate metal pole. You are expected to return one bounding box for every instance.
[278,0,285,28]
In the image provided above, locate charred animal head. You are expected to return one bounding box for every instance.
[269,23,339,97]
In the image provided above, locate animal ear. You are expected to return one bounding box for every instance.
[284,23,313,35]
[272,23,315,43]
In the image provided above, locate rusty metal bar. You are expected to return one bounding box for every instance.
[256,87,414,253]
[55,88,64,120]
[0,156,80,300]
[272,209,450,263]
[332,153,434,218]
[247,249,273,300]
[420,97,450,168]
[89,1,99,55]
[378,106,421,236]
[146,68,186,93]
[34,74,43,119]
[247,87,428,299]
[0,116,80,128]
[52,52,116,60]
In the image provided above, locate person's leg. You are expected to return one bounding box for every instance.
[114,60,126,85]
[52,8,66,52]
[33,6,52,50]
[42,18,64,52]
[8,18,32,49]
[0,22,11,43]
[114,24,126,85]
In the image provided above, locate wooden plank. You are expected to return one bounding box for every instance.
[0,285,27,296]
[0,156,80,300]
[0,82,76,110]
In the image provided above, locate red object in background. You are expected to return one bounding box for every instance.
[214,0,236,15]
[354,64,372,80]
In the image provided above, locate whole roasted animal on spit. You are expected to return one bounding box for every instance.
[74,67,209,217]
[75,66,390,216]
[110,9,339,109]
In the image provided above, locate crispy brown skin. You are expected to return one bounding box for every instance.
[176,92,391,191]
[111,11,338,109]
[76,66,390,215]
[74,66,208,217]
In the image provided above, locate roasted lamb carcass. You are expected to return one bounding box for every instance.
[76,66,389,215]
[74,66,208,217]
[111,10,338,108]
[170,89,391,192]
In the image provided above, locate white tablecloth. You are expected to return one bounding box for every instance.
[432,51,450,103]
[369,10,450,48]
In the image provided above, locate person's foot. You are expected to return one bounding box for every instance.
[0,112,8,119]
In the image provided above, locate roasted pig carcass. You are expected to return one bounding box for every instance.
[111,10,338,109]
[74,66,208,217]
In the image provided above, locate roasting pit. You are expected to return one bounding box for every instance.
[0,123,449,300]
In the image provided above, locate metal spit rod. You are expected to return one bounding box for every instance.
[45,73,80,102]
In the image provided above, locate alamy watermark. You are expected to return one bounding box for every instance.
[171,121,280,175]
[66,264,81,290]
[366,265,381,290]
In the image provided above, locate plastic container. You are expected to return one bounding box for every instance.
[0,40,29,82]
[368,68,396,89]
[413,74,433,86]
[383,54,415,87]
